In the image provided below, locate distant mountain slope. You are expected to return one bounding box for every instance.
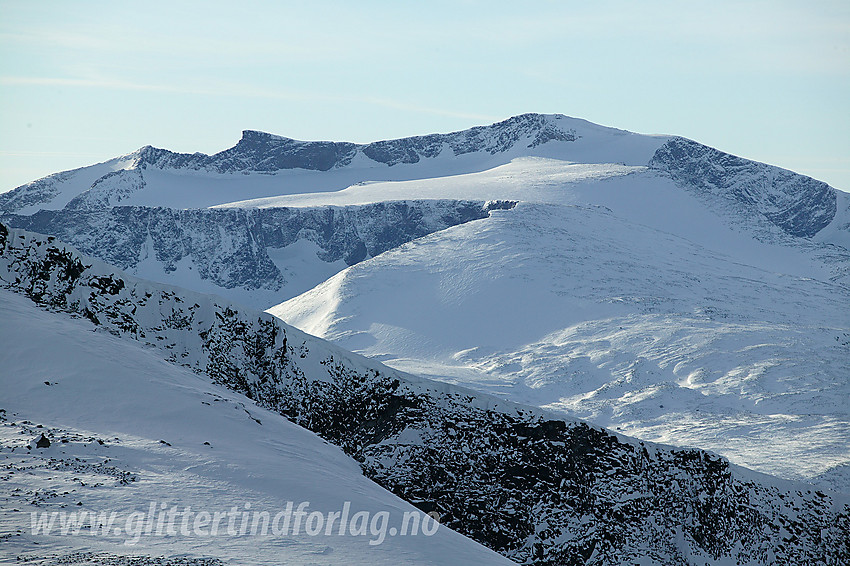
[0,113,667,214]
[2,223,849,565]
[270,186,850,492]
[220,136,847,257]
[133,112,578,172]
[649,137,837,239]
[2,200,513,308]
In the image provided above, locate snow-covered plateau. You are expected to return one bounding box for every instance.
[2,113,849,564]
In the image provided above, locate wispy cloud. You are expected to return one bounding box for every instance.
[0,76,497,124]
[0,76,188,93]
[0,150,111,158]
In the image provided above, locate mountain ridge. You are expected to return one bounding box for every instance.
[131,112,595,172]
[3,113,845,253]
[649,137,837,239]
[0,113,662,214]
[0,287,511,565]
[0,200,515,308]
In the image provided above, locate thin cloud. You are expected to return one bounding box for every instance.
[0,76,497,124]
[0,150,111,158]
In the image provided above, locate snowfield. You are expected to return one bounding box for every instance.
[270,198,850,491]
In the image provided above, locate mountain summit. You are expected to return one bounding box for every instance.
[0,113,665,213]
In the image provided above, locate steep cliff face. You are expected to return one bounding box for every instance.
[1,200,512,307]
[2,222,847,566]
[650,137,837,239]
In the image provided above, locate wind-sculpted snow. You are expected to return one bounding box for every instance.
[1,200,509,307]
[650,137,837,238]
[1,222,848,565]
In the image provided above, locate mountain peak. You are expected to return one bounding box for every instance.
[239,129,293,143]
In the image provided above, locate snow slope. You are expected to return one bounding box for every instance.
[268,158,850,492]
[3,222,848,565]
[0,287,512,565]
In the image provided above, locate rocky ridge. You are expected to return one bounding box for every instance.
[649,137,838,239]
[0,114,579,215]
[134,113,578,172]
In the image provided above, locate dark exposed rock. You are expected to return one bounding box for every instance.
[1,200,512,296]
[136,113,578,172]
[35,434,50,449]
[650,137,836,238]
[142,132,361,172]
[64,169,146,211]
[0,172,72,215]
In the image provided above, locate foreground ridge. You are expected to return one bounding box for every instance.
[1,222,848,565]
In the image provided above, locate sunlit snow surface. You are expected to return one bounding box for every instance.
[266,159,850,493]
[0,289,512,565]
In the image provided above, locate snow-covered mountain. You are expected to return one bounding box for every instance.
[0,114,618,308]
[2,112,850,562]
[0,114,658,214]
[3,113,849,491]
[2,222,848,565]
[225,118,850,493]
[272,193,850,489]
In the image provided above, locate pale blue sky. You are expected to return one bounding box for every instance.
[1,0,848,192]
